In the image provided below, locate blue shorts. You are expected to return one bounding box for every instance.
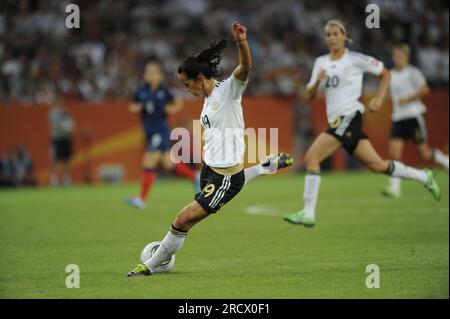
[145,129,171,152]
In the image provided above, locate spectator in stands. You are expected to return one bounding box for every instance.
[0,148,17,187]
[0,0,448,105]
[0,144,36,187]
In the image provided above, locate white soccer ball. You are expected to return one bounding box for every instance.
[140,241,176,273]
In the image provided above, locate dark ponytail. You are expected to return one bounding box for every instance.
[177,39,227,79]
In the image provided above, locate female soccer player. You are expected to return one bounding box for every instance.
[284,20,441,227]
[49,97,75,187]
[125,61,200,209]
[127,22,293,276]
[383,43,449,198]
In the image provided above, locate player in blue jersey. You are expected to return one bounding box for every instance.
[125,62,200,209]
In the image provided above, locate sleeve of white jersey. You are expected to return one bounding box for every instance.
[354,53,384,75]
[222,75,248,100]
[307,57,322,89]
[410,67,427,89]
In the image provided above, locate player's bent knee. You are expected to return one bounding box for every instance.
[172,215,190,232]
[419,149,432,161]
[304,153,319,169]
[388,150,401,160]
[368,161,388,174]
[162,161,175,171]
[142,160,156,170]
[173,201,207,232]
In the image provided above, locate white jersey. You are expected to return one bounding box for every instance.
[389,65,427,121]
[200,75,247,168]
[307,50,384,123]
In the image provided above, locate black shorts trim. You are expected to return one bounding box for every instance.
[391,116,427,144]
[325,111,368,154]
[194,164,245,214]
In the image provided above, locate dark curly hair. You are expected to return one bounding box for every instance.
[177,39,227,79]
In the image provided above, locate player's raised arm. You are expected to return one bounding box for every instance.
[369,67,391,112]
[231,22,252,82]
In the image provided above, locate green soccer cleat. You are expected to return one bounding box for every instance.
[276,152,294,169]
[283,210,315,227]
[424,169,441,202]
[381,187,401,199]
[127,263,152,277]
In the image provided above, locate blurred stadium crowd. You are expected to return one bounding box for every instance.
[0,0,448,104]
[0,143,36,187]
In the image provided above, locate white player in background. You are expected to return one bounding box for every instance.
[383,43,449,198]
[49,96,75,187]
[284,20,441,227]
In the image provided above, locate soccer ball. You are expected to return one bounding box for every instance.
[140,241,176,273]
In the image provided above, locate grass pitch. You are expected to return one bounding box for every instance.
[0,171,448,298]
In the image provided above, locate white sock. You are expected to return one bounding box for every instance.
[389,176,401,194]
[144,227,187,273]
[390,161,427,184]
[244,163,276,185]
[303,173,321,220]
[244,165,261,185]
[63,173,71,186]
[433,149,449,171]
[50,173,58,187]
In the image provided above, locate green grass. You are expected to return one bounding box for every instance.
[0,171,448,298]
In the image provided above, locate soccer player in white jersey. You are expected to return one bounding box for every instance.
[383,43,449,198]
[284,20,441,227]
[127,22,293,276]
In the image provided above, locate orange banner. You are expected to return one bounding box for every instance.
[0,92,447,185]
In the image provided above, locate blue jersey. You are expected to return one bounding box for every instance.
[132,84,175,133]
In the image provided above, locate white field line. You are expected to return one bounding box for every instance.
[244,201,449,217]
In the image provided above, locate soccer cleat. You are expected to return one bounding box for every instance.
[276,152,294,169]
[424,169,441,202]
[283,210,315,227]
[381,187,401,199]
[262,152,294,170]
[124,196,146,209]
[127,263,152,277]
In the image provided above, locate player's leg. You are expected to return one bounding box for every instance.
[417,143,449,171]
[50,160,59,187]
[62,160,71,186]
[127,164,245,276]
[146,202,208,269]
[383,138,404,198]
[161,152,193,180]
[353,139,440,201]
[284,133,342,226]
[141,150,162,198]
[125,150,162,209]
[416,143,433,161]
[127,201,209,276]
[243,152,294,185]
[61,138,73,186]
[161,151,201,192]
[413,115,448,170]
[50,140,60,187]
